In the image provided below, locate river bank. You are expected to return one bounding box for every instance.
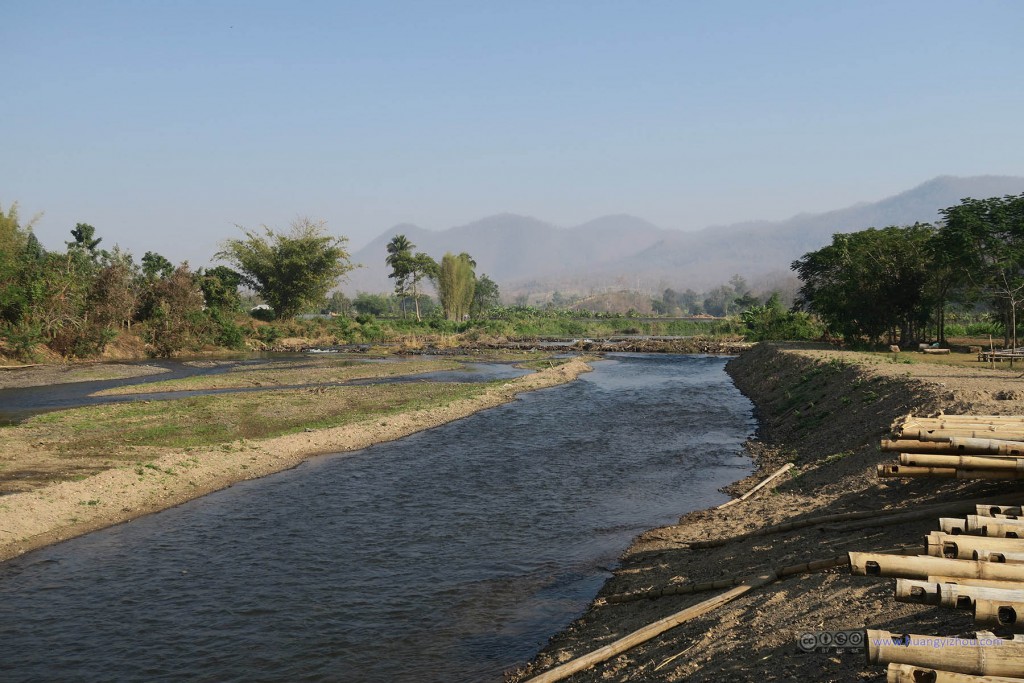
[510,343,1024,682]
[0,357,591,563]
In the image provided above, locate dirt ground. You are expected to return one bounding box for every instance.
[0,358,591,563]
[0,362,171,389]
[508,344,1024,683]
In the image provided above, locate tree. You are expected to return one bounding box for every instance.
[935,194,1024,349]
[141,251,174,280]
[67,222,104,257]
[471,273,500,317]
[434,252,475,321]
[384,235,437,321]
[198,266,243,312]
[353,292,393,316]
[141,264,208,356]
[324,291,352,315]
[217,217,354,319]
[385,235,413,317]
[792,224,937,345]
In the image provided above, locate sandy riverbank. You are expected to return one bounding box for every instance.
[0,358,591,563]
[510,344,1024,682]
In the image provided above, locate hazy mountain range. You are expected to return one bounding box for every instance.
[344,175,1024,298]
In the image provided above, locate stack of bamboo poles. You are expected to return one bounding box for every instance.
[853,504,1024,680]
[879,414,1024,481]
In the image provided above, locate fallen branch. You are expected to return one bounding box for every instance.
[716,462,794,509]
[523,573,779,683]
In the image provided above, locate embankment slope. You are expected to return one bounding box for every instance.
[511,344,1024,682]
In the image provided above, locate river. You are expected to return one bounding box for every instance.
[0,353,755,682]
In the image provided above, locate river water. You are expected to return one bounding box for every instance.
[0,354,755,682]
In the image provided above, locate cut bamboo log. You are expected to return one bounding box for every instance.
[879,464,958,478]
[900,454,1024,470]
[882,440,979,454]
[522,573,779,683]
[905,429,1024,442]
[974,598,1024,632]
[879,465,1022,480]
[716,462,794,510]
[929,576,1024,590]
[886,662,1024,682]
[928,534,1024,560]
[849,553,1024,581]
[979,506,1024,518]
[973,550,1024,564]
[952,438,1024,456]
[965,516,1024,536]
[866,628,1024,676]
[941,518,969,535]
[907,415,1024,423]
[962,520,1024,539]
[894,579,1024,609]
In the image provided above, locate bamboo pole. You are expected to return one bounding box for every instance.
[522,573,779,683]
[716,463,794,510]
[899,454,1024,470]
[974,599,1024,632]
[886,662,1024,683]
[928,534,1024,560]
[849,553,1024,581]
[867,629,1024,676]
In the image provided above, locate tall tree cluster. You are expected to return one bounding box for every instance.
[793,194,1024,346]
[382,236,501,321]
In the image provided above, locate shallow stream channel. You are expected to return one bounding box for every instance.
[0,353,755,682]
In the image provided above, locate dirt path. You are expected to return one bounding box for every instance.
[509,345,1024,683]
[0,358,591,563]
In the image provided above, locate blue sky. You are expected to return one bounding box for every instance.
[3,0,1023,265]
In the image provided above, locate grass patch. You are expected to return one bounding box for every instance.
[91,357,466,396]
[31,381,493,455]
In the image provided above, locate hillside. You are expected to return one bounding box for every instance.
[343,175,1024,298]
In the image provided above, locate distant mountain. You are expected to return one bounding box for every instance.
[343,175,1024,298]
[589,175,1024,292]
[345,212,669,294]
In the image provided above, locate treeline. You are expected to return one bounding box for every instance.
[792,193,1024,347]
[0,206,249,358]
[0,207,354,359]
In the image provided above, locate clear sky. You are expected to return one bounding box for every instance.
[4,0,1023,265]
